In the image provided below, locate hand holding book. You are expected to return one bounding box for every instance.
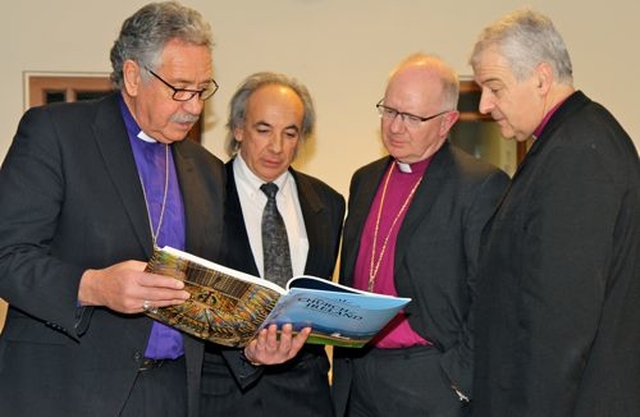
[144,246,411,348]
[242,323,311,366]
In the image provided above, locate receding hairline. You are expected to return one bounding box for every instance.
[385,53,460,110]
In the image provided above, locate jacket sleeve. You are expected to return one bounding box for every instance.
[0,107,88,340]
[220,348,265,389]
[440,169,510,399]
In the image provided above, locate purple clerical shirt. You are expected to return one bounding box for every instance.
[353,158,433,349]
[119,95,186,359]
[533,99,566,139]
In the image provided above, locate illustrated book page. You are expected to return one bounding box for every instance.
[144,246,410,348]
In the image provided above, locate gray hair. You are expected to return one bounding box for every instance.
[225,72,316,157]
[109,1,214,89]
[469,8,573,85]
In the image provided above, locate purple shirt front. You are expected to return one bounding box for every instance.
[533,99,567,139]
[353,158,433,348]
[119,96,186,359]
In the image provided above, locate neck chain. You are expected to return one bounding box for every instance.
[368,162,423,292]
[139,143,170,248]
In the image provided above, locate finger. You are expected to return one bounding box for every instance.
[298,326,312,338]
[140,295,190,309]
[139,287,191,304]
[243,340,260,365]
[254,327,269,350]
[277,323,294,352]
[289,326,311,356]
[138,272,186,290]
[265,324,280,349]
[244,338,257,356]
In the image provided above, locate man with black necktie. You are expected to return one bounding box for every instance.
[260,181,293,288]
[200,72,345,417]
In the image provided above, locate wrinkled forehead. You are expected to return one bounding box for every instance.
[472,48,515,83]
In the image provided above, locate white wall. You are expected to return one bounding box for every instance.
[2,0,639,198]
[0,0,639,331]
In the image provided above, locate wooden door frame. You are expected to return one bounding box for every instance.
[25,72,202,142]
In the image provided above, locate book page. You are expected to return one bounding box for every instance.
[287,275,407,299]
[262,282,411,348]
[161,246,285,294]
[145,246,282,347]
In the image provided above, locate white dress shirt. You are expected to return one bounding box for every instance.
[232,154,309,281]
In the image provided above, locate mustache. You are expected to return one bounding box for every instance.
[171,114,200,124]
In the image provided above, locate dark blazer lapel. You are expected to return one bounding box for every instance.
[395,143,451,266]
[91,94,152,256]
[173,142,224,257]
[512,91,589,181]
[291,169,326,275]
[172,143,196,245]
[225,161,260,276]
[342,157,391,285]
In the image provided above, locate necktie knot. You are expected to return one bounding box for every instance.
[260,182,278,199]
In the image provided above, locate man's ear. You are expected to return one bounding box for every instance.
[440,110,460,137]
[535,62,554,94]
[233,126,244,143]
[122,60,142,97]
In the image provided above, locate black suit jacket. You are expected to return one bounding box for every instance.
[0,93,225,417]
[473,91,640,416]
[332,142,509,415]
[202,159,345,416]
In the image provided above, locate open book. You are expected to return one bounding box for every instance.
[144,246,411,348]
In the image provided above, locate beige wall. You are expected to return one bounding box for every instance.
[1,0,639,197]
[0,2,639,328]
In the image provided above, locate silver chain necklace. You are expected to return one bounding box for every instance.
[139,143,170,248]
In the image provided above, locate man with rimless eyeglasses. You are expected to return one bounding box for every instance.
[331,53,509,417]
[0,2,225,416]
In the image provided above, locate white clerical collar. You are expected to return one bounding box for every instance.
[396,160,413,173]
[137,130,158,143]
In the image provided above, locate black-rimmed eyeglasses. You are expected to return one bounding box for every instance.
[146,67,219,102]
[376,99,449,129]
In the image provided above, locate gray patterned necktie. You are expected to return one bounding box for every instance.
[260,182,292,287]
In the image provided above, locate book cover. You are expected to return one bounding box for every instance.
[144,246,411,348]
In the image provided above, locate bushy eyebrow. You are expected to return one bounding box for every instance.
[479,76,504,86]
[284,124,300,133]
[252,121,300,133]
